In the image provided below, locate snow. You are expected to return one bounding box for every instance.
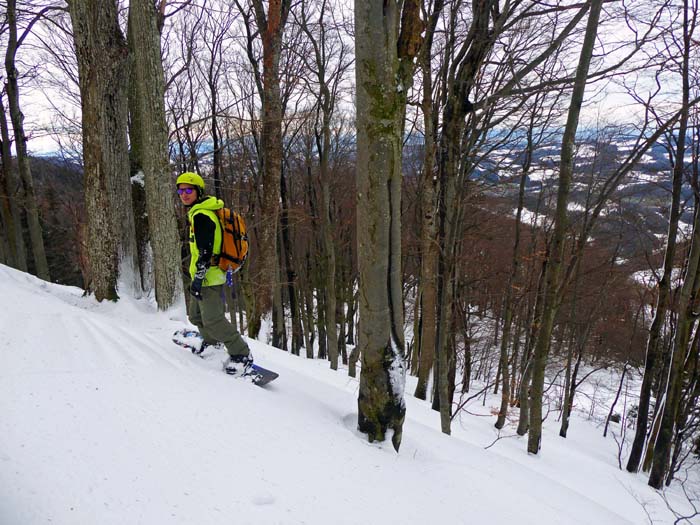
[568,202,587,213]
[0,263,696,525]
[515,207,551,229]
[131,170,145,187]
[527,167,557,182]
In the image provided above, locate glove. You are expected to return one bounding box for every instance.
[190,278,203,300]
[190,262,207,300]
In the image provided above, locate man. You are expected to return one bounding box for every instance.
[176,172,253,376]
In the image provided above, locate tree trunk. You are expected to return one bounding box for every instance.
[248,0,291,338]
[527,0,603,455]
[627,8,692,476]
[280,163,303,354]
[319,124,338,369]
[355,0,421,451]
[495,127,533,428]
[316,290,327,360]
[413,0,443,401]
[0,92,27,272]
[128,0,182,309]
[5,0,49,281]
[69,0,136,301]
[272,226,287,350]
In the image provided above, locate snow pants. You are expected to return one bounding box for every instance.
[188,285,250,358]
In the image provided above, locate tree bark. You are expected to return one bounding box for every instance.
[128,0,183,309]
[355,0,421,451]
[280,160,303,354]
[272,226,287,349]
[0,92,27,271]
[69,0,136,301]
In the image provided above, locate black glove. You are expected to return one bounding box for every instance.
[190,263,206,300]
[190,278,203,300]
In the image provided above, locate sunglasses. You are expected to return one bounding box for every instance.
[177,188,196,195]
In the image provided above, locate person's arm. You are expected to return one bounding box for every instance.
[193,213,216,267]
[190,213,217,298]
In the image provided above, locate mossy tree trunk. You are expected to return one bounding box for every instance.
[354,0,422,452]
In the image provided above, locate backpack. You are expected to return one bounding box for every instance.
[213,207,249,274]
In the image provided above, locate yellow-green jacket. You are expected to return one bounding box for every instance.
[187,196,226,287]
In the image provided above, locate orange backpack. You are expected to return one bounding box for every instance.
[214,207,249,274]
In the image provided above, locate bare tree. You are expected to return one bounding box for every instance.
[647,0,698,488]
[234,0,292,338]
[355,0,422,451]
[295,0,352,369]
[0,89,27,271]
[4,0,52,280]
[128,0,184,309]
[527,0,604,454]
[68,0,140,300]
[413,0,445,402]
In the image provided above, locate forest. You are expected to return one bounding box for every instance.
[1,0,699,495]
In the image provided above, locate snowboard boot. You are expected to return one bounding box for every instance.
[223,354,254,377]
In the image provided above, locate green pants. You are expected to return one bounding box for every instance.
[188,285,250,358]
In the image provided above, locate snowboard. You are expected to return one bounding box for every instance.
[172,328,279,387]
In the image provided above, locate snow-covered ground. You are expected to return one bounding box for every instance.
[1,264,697,524]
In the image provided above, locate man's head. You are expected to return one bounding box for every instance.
[176,172,205,206]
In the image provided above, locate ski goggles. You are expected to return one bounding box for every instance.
[177,187,196,195]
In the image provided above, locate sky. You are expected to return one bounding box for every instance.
[13,0,690,158]
[1,263,698,524]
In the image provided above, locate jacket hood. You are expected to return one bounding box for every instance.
[190,196,224,213]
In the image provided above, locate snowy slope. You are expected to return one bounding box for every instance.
[0,264,693,524]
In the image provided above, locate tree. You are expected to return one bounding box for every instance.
[527,0,604,455]
[68,0,140,301]
[647,0,697,489]
[413,0,445,402]
[0,89,27,272]
[295,0,353,369]
[4,0,51,280]
[128,0,184,309]
[354,0,422,452]
[235,0,292,338]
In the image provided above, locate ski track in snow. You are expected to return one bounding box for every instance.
[0,265,693,525]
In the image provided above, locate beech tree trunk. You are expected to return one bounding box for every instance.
[280,162,303,354]
[354,0,421,451]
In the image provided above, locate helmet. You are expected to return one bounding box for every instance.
[176,172,205,192]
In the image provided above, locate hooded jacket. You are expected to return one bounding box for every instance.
[187,196,226,287]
